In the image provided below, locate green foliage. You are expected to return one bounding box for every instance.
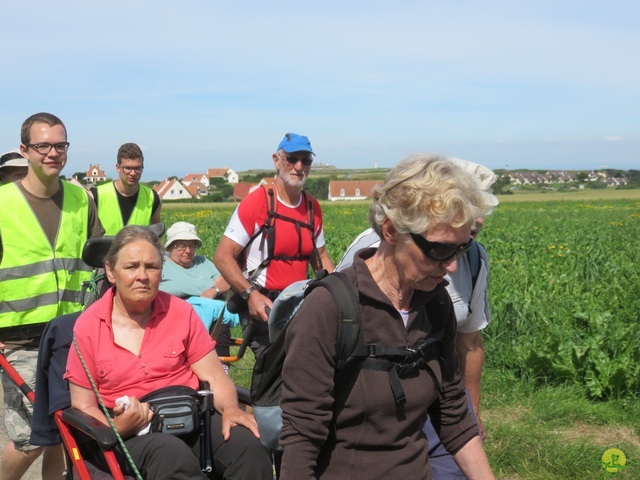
[207,179,233,201]
[209,177,226,186]
[627,170,640,186]
[240,171,273,183]
[484,200,640,399]
[492,175,512,195]
[304,177,330,200]
[161,198,640,400]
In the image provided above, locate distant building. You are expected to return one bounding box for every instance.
[207,167,239,184]
[182,173,210,188]
[503,170,626,187]
[232,177,274,202]
[153,178,193,201]
[328,180,382,201]
[85,164,107,184]
[185,181,208,199]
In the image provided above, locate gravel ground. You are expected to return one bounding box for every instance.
[0,387,44,480]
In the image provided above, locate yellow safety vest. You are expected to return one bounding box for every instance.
[96,182,154,235]
[0,182,92,329]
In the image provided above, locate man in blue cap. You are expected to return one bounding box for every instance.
[215,133,334,356]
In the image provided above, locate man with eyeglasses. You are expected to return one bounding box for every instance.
[0,112,104,480]
[91,142,162,236]
[336,158,498,480]
[214,133,335,357]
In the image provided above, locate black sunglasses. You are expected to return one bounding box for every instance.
[284,155,313,166]
[410,233,473,262]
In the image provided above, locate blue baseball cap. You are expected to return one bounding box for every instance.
[277,133,314,155]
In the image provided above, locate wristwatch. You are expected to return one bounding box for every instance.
[240,286,256,301]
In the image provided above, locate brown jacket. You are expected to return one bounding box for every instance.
[280,249,479,479]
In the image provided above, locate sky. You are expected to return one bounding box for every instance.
[1,1,638,181]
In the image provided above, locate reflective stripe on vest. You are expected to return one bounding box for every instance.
[96,182,154,235]
[0,182,92,329]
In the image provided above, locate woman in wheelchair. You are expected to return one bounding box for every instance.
[64,226,272,479]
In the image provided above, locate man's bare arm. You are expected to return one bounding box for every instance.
[213,236,270,321]
[317,245,335,273]
[456,330,486,439]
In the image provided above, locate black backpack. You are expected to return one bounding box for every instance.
[250,272,358,451]
[250,271,450,452]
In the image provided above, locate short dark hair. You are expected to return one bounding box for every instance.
[106,225,163,269]
[21,112,67,145]
[117,143,144,165]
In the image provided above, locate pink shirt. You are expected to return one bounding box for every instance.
[65,288,215,407]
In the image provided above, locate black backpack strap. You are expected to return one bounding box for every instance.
[305,193,324,275]
[259,186,277,259]
[466,240,481,291]
[305,272,362,419]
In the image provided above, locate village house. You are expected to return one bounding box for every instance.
[84,164,107,184]
[181,173,209,188]
[232,178,274,201]
[185,181,208,199]
[207,167,239,184]
[153,178,193,201]
[328,180,383,201]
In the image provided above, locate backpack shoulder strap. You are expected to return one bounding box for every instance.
[258,184,277,256]
[304,191,324,274]
[466,240,481,291]
[236,185,276,279]
[305,272,363,420]
[305,271,360,365]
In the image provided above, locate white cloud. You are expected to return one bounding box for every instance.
[604,136,624,142]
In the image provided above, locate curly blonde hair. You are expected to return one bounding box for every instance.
[368,154,493,235]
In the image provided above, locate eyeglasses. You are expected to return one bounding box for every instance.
[410,233,473,262]
[283,154,313,167]
[172,241,198,252]
[26,142,70,154]
[120,166,144,174]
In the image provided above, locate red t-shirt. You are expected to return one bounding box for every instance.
[65,288,215,407]
[223,186,326,291]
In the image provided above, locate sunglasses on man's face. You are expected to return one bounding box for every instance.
[283,154,313,167]
[409,233,473,262]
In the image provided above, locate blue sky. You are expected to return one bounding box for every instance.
[1,1,638,181]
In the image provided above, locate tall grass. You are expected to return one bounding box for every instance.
[484,201,640,399]
[162,199,640,400]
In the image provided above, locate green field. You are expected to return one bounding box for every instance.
[161,194,640,479]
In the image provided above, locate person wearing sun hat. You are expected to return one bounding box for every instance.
[0,149,28,184]
[214,132,335,357]
[159,222,238,368]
